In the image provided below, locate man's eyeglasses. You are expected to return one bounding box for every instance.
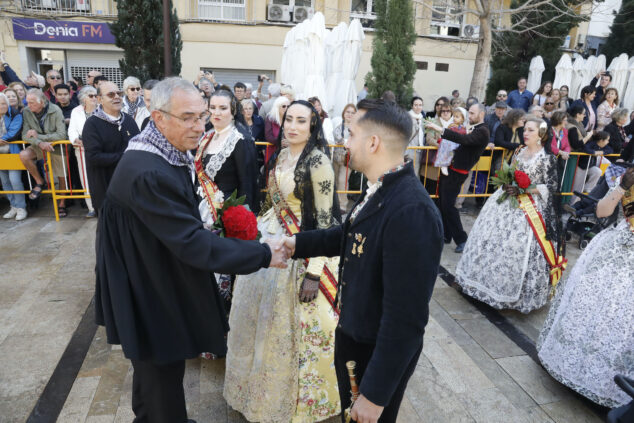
[101,91,124,99]
[87,94,97,99]
[159,109,211,126]
[128,87,142,92]
[497,93,507,97]
[545,102,554,105]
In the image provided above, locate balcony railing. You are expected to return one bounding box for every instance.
[18,0,117,17]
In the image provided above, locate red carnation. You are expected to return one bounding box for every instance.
[514,170,531,189]
[221,205,258,241]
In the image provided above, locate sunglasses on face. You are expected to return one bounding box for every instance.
[545,102,554,105]
[102,91,124,99]
[497,94,507,97]
[49,76,61,80]
[87,94,97,98]
[128,87,141,91]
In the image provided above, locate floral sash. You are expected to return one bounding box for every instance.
[517,193,567,287]
[195,131,221,223]
[267,166,340,314]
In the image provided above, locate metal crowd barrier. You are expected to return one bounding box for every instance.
[0,140,623,221]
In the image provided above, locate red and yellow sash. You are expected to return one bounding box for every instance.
[623,186,634,233]
[517,193,567,287]
[268,167,340,314]
[195,131,221,223]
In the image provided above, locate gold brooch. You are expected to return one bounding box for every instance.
[351,233,366,257]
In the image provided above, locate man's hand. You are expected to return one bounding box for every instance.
[73,138,83,147]
[38,141,54,152]
[559,151,570,160]
[350,394,384,423]
[26,129,39,139]
[425,121,442,132]
[264,238,289,269]
[620,167,634,191]
[282,235,296,257]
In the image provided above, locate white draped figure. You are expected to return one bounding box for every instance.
[593,55,607,85]
[607,53,629,101]
[570,57,586,100]
[553,54,573,90]
[280,26,296,87]
[334,19,365,119]
[527,56,545,94]
[623,57,634,111]
[302,12,328,110]
[324,22,348,117]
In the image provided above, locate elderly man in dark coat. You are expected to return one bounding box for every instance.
[95,77,288,423]
[283,99,443,423]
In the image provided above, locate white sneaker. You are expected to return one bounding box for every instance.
[15,208,27,221]
[3,207,17,219]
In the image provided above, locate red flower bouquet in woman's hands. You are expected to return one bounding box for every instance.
[490,162,535,208]
[211,190,261,241]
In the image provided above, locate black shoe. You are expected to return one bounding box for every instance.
[444,238,451,244]
[455,242,466,253]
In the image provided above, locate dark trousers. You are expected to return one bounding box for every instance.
[334,329,421,423]
[439,169,469,244]
[131,359,187,423]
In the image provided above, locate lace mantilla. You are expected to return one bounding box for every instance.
[203,126,243,180]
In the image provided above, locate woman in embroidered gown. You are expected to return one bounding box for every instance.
[224,100,341,422]
[196,89,259,308]
[537,167,634,408]
[455,118,560,313]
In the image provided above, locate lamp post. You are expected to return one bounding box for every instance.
[162,0,172,76]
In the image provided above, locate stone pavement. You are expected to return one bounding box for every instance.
[0,199,607,423]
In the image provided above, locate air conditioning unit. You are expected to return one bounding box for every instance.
[293,6,314,23]
[462,24,480,39]
[75,0,90,11]
[268,4,291,22]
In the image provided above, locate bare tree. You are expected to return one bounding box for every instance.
[415,0,594,100]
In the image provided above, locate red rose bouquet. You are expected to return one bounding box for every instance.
[490,161,535,208]
[211,190,260,241]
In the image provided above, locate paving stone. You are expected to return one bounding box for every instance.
[395,395,421,423]
[57,376,101,422]
[87,350,131,417]
[428,299,474,346]
[457,387,529,423]
[541,399,604,423]
[200,358,226,394]
[524,406,556,423]
[496,356,571,405]
[78,328,112,378]
[458,317,525,359]
[433,287,482,320]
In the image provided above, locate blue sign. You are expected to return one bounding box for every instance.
[12,18,115,44]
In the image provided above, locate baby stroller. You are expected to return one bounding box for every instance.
[564,190,618,250]
[607,375,634,423]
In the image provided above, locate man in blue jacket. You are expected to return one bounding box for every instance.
[283,99,443,423]
[507,77,533,111]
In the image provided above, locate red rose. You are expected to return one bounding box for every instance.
[221,205,258,241]
[514,170,531,189]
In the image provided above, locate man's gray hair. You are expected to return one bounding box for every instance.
[244,82,253,90]
[150,77,201,112]
[123,76,141,91]
[77,85,97,105]
[612,107,629,122]
[0,92,9,109]
[268,82,281,97]
[26,88,47,104]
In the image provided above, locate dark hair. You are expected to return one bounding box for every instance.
[466,96,479,108]
[356,98,412,145]
[434,96,450,110]
[210,89,246,126]
[502,109,525,127]
[307,96,328,119]
[411,96,423,107]
[598,87,619,106]
[452,90,459,96]
[602,72,613,82]
[93,75,108,85]
[68,81,78,91]
[550,110,567,127]
[591,130,610,143]
[54,83,71,93]
[560,85,569,91]
[536,81,553,96]
[580,85,596,101]
[233,82,246,90]
[568,103,585,118]
[143,79,159,90]
[518,77,527,83]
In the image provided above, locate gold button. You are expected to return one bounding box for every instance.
[344,257,349,262]
[347,233,352,238]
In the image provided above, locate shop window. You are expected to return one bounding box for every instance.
[435,63,449,72]
[430,0,463,37]
[416,61,428,70]
[198,0,246,22]
[351,0,376,28]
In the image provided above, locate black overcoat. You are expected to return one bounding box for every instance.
[95,150,272,364]
[293,162,443,406]
[82,114,140,210]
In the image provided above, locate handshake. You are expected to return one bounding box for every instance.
[263,236,297,268]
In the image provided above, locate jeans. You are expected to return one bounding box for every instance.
[0,170,26,209]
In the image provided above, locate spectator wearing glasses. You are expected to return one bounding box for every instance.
[122,76,149,130]
[543,96,557,121]
[264,95,290,163]
[558,85,572,108]
[68,85,99,217]
[43,69,64,104]
[86,70,102,87]
[81,81,140,211]
[486,91,509,114]
[426,96,450,119]
[528,104,545,120]
[507,77,533,112]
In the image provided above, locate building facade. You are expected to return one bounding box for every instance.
[0,0,495,107]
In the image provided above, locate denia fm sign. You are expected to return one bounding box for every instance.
[12,18,115,44]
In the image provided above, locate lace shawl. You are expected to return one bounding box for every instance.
[202,126,243,180]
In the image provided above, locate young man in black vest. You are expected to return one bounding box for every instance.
[426,103,490,253]
[283,99,443,423]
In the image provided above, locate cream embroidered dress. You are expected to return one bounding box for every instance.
[223,148,340,422]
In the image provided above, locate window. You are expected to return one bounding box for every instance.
[430,0,464,37]
[435,63,449,72]
[271,0,313,6]
[416,61,428,70]
[198,0,246,22]
[351,0,376,28]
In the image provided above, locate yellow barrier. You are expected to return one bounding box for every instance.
[1,140,623,221]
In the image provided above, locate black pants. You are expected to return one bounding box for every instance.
[573,176,609,215]
[334,329,421,423]
[131,359,187,423]
[439,169,469,244]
